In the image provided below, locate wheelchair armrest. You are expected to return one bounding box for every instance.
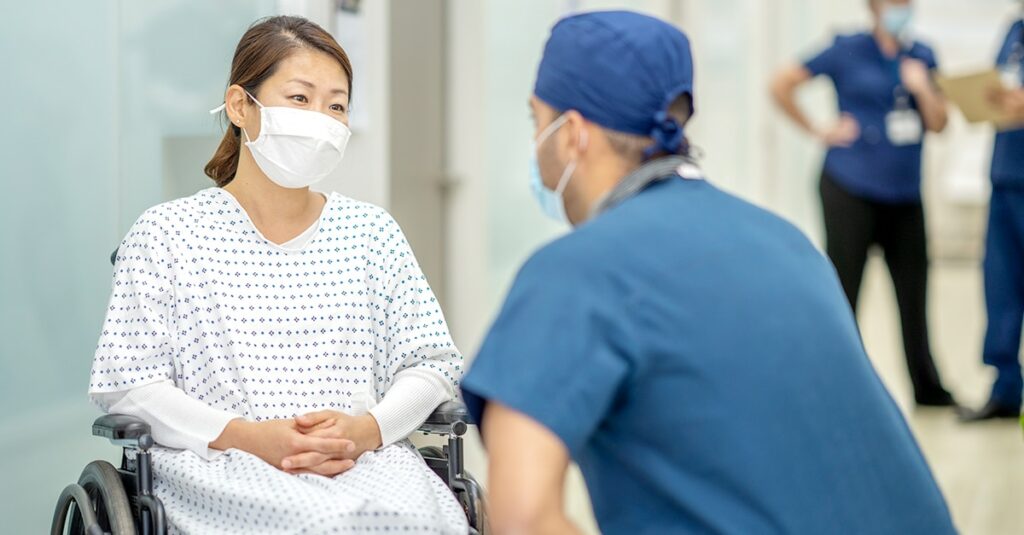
[425,400,470,425]
[418,400,472,437]
[93,414,154,449]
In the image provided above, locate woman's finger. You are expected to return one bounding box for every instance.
[281,451,328,470]
[296,434,356,455]
[296,418,335,433]
[306,427,346,439]
[308,459,356,477]
[295,410,334,427]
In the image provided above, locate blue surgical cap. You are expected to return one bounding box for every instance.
[534,10,694,156]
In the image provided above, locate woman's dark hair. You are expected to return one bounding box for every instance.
[204,16,353,186]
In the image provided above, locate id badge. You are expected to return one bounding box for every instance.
[886,109,922,146]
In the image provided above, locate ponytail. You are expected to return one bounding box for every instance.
[204,124,242,186]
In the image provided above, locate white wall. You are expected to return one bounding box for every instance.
[278,0,393,209]
[0,1,279,531]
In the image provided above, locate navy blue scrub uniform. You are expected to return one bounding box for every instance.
[981,20,1024,411]
[462,157,957,535]
[804,33,952,404]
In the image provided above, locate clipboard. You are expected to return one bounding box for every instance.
[935,70,1022,131]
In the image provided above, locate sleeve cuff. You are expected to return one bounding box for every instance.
[107,381,240,460]
[369,372,452,447]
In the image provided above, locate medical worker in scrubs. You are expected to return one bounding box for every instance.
[460,10,956,535]
[771,0,954,408]
[961,9,1024,422]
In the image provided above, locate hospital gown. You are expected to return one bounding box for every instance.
[88,187,468,534]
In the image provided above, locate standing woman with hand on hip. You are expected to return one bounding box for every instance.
[771,0,955,407]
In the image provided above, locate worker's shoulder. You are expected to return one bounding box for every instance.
[908,40,937,63]
[614,177,819,256]
[615,176,797,231]
[828,31,872,49]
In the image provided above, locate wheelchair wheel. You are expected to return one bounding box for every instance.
[418,445,445,457]
[418,446,449,484]
[61,461,136,535]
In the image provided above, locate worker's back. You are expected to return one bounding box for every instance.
[540,175,954,534]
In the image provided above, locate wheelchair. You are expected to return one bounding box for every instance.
[50,400,486,534]
[51,248,486,534]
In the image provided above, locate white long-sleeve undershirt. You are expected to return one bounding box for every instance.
[94,372,452,459]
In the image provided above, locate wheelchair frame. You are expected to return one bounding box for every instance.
[51,401,485,535]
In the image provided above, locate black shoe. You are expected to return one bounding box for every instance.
[915,389,957,408]
[958,399,1020,422]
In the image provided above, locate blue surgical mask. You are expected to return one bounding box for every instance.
[529,115,579,224]
[529,153,568,223]
[882,5,913,37]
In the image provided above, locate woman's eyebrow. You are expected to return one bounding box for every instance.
[286,78,348,95]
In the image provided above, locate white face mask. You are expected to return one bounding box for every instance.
[211,91,352,189]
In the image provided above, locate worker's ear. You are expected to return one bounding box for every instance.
[561,110,590,159]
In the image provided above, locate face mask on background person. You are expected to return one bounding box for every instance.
[211,90,351,189]
[882,4,914,37]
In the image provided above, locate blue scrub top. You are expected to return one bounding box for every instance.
[993,21,1024,188]
[461,176,955,534]
[804,33,938,203]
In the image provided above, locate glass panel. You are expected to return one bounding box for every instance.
[117,0,278,228]
[0,1,274,529]
[482,0,667,301]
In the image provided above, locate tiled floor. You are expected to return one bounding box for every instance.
[858,257,1023,535]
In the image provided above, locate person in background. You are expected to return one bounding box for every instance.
[771,0,955,408]
[461,10,956,535]
[960,5,1024,421]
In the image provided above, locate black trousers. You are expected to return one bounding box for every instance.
[819,171,948,400]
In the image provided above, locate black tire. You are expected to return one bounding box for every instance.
[418,446,445,460]
[51,484,95,535]
[418,446,449,485]
[76,461,135,534]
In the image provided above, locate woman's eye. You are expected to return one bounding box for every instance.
[290,95,308,103]
[330,104,347,113]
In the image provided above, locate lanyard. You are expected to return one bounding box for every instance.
[889,49,910,105]
[885,33,916,105]
[590,156,702,219]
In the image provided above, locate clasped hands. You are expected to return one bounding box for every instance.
[211,410,383,477]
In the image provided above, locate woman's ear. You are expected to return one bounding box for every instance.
[224,84,251,130]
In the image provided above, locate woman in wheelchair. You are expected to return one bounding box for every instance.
[85,15,467,534]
